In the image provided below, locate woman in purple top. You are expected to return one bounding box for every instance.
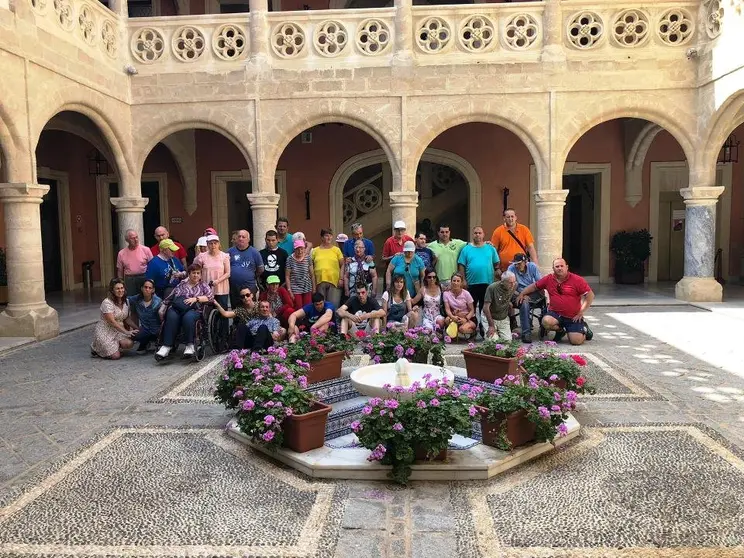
[155,264,214,361]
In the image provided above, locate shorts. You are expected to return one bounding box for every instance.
[546,311,585,334]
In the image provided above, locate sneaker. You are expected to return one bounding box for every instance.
[521,333,532,344]
[553,329,566,343]
[136,343,147,354]
[583,321,594,341]
[154,346,171,361]
[183,343,195,357]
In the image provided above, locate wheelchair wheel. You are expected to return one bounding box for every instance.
[195,342,206,362]
[208,309,228,354]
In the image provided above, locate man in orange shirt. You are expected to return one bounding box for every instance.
[490,209,538,272]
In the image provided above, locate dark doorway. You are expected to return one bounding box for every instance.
[227,180,253,240]
[38,178,63,292]
[562,174,599,277]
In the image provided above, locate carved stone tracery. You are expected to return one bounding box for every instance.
[272,22,306,58]
[172,26,206,62]
[567,11,604,49]
[657,8,694,45]
[314,20,348,57]
[704,0,724,38]
[53,0,74,31]
[356,18,391,55]
[503,13,539,50]
[131,27,165,63]
[78,4,96,45]
[212,24,247,60]
[101,19,118,58]
[612,9,649,47]
[416,16,451,53]
[459,15,494,53]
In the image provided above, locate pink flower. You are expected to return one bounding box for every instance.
[262,430,275,442]
[242,399,255,411]
[430,398,440,407]
[392,422,404,431]
[273,384,284,393]
[351,420,362,432]
[468,406,477,417]
[369,397,382,406]
[557,423,568,436]
[384,399,399,409]
[264,415,276,425]
[570,354,587,367]
[576,377,586,387]
[538,406,550,419]
[362,405,373,415]
[444,336,452,343]
[416,400,427,408]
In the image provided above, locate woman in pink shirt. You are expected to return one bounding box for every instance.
[194,234,230,308]
[443,272,476,338]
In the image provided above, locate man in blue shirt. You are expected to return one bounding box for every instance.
[457,226,500,338]
[507,253,543,343]
[287,292,336,342]
[343,222,375,260]
[228,230,264,307]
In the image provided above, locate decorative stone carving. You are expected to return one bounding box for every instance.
[657,8,694,45]
[566,11,604,49]
[271,22,305,58]
[416,16,451,53]
[53,0,74,31]
[459,15,494,53]
[314,20,347,57]
[78,4,96,45]
[733,0,742,16]
[356,18,390,55]
[612,9,650,47]
[503,13,539,50]
[172,26,205,62]
[29,0,47,15]
[353,185,382,213]
[212,24,247,60]
[704,0,724,38]
[342,199,356,224]
[131,27,165,63]
[101,19,117,58]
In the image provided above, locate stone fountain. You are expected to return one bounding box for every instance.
[349,358,455,399]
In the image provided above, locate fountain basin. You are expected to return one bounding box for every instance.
[350,362,455,399]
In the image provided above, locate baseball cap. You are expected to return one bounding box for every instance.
[512,253,527,263]
[393,220,406,230]
[293,239,306,249]
[196,236,207,247]
[266,275,280,285]
[206,234,220,242]
[159,239,179,252]
[403,240,415,252]
[336,233,349,243]
[204,227,217,236]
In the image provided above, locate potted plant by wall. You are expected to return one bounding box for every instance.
[285,331,357,384]
[0,247,6,305]
[361,326,446,367]
[520,343,593,393]
[353,375,478,484]
[475,374,575,451]
[462,339,526,383]
[610,229,652,284]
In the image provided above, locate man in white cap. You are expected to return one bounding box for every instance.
[382,220,413,264]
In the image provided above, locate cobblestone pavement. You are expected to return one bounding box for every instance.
[2,306,744,557]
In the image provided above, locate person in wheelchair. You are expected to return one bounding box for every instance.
[155,264,214,361]
[507,253,544,343]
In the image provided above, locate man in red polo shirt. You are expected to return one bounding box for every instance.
[151,226,188,268]
[382,221,414,263]
[517,258,594,345]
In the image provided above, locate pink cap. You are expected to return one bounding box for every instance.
[293,239,305,249]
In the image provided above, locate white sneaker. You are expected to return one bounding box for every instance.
[155,346,171,361]
[183,344,195,356]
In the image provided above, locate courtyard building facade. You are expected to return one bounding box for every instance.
[0,0,743,339]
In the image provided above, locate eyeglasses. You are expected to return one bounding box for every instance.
[426,275,436,279]
[240,293,253,299]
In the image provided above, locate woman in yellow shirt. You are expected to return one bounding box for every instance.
[311,228,345,308]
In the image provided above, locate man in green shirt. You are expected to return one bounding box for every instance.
[428,223,467,289]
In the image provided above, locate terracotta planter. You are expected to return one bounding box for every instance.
[282,401,332,453]
[307,351,345,384]
[463,350,519,383]
[478,407,536,449]
[414,445,447,461]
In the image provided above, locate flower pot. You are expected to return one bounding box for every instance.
[414,445,447,461]
[478,407,536,449]
[282,401,332,453]
[307,351,345,384]
[463,350,518,383]
[614,264,644,285]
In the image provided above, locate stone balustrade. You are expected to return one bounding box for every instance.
[25,0,120,67]
[124,0,711,72]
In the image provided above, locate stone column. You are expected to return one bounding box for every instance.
[0,184,60,340]
[247,192,280,250]
[109,0,128,17]
[393,0,413,65]
[389,191,418,235]
[541,0,566,63]
[534,189,568,276]
[111,197,148,250]
[675,187,724,302]
[249,0,270,71]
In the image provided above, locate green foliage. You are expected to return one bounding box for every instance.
[610,229,652,270]
[465,338,524,358]
[360,326,446,367]
[284,330,357,362]
[520,349,594,394]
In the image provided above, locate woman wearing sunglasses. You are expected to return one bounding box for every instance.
[213,285,260,349]
[411,269,445,331]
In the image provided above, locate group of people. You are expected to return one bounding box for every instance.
[90,209,595,360]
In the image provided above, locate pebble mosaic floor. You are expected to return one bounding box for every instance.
[3,306,744,557]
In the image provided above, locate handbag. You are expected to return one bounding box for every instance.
[170,296,193,315]
[507,229,530,261]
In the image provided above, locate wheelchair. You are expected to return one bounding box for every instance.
[155,303,212,363]
[206,305,234,354]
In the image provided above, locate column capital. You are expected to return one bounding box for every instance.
[111,197,149,212]
[0,183,49,203]
[246,192,280,209]
[534,189,568,205]
[389,191,418,207]
[680,186,724,207]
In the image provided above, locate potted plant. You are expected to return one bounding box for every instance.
[353,375,478,484]
[610,229,652,284]
[0,247,7,305]
[361,326,446,367]
[285,331,357,384]
[520,344,593,393]
[475,374,575,451]
[462,339,526,383]
[217,347,332,453]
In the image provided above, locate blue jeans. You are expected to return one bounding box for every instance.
[514,294,544,336]
[162,307,200,346]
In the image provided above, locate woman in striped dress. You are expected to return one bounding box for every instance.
[285,239,315,309]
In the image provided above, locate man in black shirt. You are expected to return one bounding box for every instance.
[338,284,385,335]
[260,230,288,289]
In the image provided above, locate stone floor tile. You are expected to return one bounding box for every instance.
[411,533,457,558]
[334,530,386,558]
[341,499,388,530]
